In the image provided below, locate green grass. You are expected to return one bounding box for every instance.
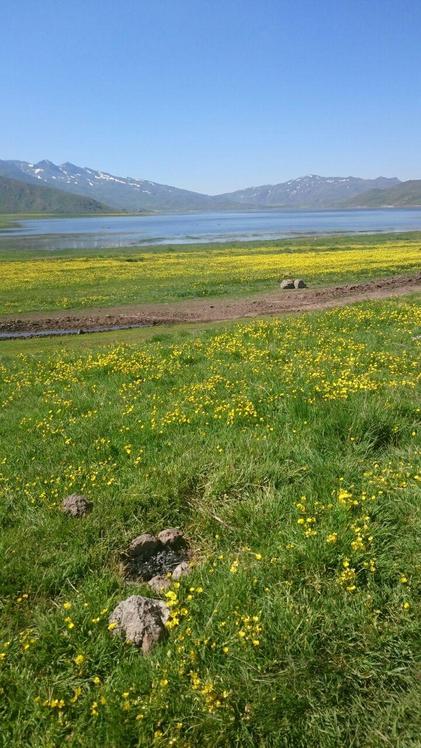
[1,297,420,746]
[0,214,24,230]
[0,232,420,316]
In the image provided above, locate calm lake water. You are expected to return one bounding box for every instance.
[2,209,421,249]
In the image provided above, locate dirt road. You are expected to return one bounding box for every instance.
[1,274,420,339]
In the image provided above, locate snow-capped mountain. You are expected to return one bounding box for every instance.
[0,159,232,212]
[218,174,401,209]
[0,160,402,211]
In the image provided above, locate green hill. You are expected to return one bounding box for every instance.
[0,175,112,214]
[344,179,421,207]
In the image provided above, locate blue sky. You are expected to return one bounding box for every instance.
[1,0,421,193]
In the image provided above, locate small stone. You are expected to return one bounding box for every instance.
[172,561,190,581]
[127,533,162,560]
[280,279,295,289]
[157,528,187,550]
[109,595,169,654]
[294,278,307,289]
[62,494,92,517]
[148,575,172,594]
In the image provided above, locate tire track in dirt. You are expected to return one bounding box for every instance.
[1,274,420,339]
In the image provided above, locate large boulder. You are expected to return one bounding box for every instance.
[109,595,170,654]
[294,278,307,289]
[62,494,92,517]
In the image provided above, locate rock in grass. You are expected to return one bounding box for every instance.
[157,528,187,550]
[148,575,172,594]
[109,595,169,654]
[280,279,295,289]
[62,494,92,517]
[171,560,190,581]
[147,561,190,592]
[127,533,162,559]
[294,278,307,288]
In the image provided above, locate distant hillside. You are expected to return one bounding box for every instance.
[0,175,112,214]
[0,159,236,212]
[343,180,421,208]
[217,175,401,209]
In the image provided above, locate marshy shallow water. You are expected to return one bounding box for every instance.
[2,208,421,250]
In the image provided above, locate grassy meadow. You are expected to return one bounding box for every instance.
[0,232,420,315]
[0,215,21,230]
[1,289,420,745]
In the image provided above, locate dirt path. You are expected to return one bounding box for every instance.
[1,274,420,339]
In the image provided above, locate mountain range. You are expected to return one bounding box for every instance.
[0,159,230,212]
[218,175,401,209]
[0,159,420,213]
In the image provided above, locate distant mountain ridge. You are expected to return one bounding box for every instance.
[343,179,421,208]
[218,175,401,209]
[0,159,234,212]
[0,175,111,214]
[0,159,416,212]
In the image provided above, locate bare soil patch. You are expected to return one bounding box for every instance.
[1,274,420,338]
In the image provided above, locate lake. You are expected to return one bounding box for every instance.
[2,209,421,249]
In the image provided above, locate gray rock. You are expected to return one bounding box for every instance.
[109,595,170,654]
[127,533,162,559]
[62,494,92,517]
[157,528,186,550]
[148,575,172,593]
[171,561,190,581]
[294,278,307,288]
[280,279,295,290]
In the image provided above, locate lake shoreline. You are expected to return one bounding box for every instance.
[1,208,421,250]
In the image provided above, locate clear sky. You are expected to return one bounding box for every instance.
[1,0,421,193]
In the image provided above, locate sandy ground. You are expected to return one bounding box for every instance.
[1,274,420,336]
